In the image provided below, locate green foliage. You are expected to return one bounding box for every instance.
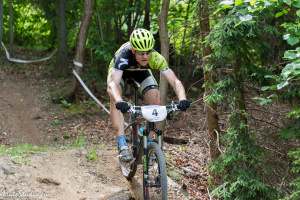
[210,111,277,199]
[71,135,86,148]
[281,148,300,200]
[252,94,277,105]
[86,148,97,161]
[204,79,232,104]
[287,107,300,119]
[277,47,300,90]
[50,118,63,127]
[211,172,277,200]
[279,121,300,140]
[2,1,52,49]
[207,1,285,199]
[0,144,47,163]
[62,100,98,117]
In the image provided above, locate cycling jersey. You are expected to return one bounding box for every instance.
[107,42,169,95]
[108,42,169,74]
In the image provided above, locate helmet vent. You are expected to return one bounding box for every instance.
[130,28,155,51]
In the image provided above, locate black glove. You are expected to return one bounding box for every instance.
[115,101,130,113]
[177,99,191,111]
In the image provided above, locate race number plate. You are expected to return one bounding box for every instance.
[141,105,167,122]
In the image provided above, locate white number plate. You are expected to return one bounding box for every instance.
[141,105,167,122]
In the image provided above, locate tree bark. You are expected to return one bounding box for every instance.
[158,0,170,131]
[199,0,220,160]
[95,1,103,42]
[127,0,133,37]
[143,0,150,29]
[8,0,13,56]
[56,0,68,76]
[132,0,142,30]
[180,0,191,54]
[69,0,94,102]
[0,0,3,43]
[234,57,248,125]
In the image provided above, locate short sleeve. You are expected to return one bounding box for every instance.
[148,51,169,71]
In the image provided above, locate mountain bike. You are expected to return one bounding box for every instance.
[119,81,180,200]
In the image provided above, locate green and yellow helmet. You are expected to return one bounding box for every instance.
[130,28,155,51]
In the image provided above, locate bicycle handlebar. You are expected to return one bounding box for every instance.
[128,101,180,115]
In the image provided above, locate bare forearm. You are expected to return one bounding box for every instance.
[107,82,122,102]
[172,79,187,100]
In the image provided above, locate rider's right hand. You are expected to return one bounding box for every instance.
[115,101,130,113]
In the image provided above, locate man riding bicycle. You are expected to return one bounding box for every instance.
[107,28,190,162]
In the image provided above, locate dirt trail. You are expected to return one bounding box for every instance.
[0,68,136,199]
[0,148,132,200]
[0,72,44,145]
[0,67,187,200]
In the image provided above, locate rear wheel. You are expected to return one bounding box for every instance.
[143,142,168,200]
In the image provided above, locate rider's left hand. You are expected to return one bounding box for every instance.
[177,99,191,111]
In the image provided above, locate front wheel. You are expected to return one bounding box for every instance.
[143,142,168,200]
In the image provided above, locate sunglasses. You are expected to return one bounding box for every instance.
[135,50,152,56]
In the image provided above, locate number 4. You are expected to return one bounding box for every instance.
[152,109,158,116]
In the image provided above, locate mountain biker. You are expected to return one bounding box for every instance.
[107,28,190,162]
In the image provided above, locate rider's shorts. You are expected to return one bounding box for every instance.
[121,69,158,95]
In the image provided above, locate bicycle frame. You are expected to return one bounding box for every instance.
[121,80,179,199]
[129,81,163,194]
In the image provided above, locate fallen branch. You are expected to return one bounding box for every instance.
[247,107,286,117]
[250,115,281,128]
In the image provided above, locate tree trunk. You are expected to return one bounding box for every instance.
[69,0,94,102]
[8,0,13,56]
[56,0,68,76]
[180,0,191,54]
[132,0,142,30]
[158,0,170,131]
[0,0,3,44]
[95,1,104,42]
[199,0,220,160]
[234,57,248,125]
[180,0,192,82]
[143,0,150,29]
[127,0,133,37]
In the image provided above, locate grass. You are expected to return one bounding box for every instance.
[70,134,86,148]
[50,119,63,126]
[0,143,47,164]
[62,100,99,117]
[86,148,98,161]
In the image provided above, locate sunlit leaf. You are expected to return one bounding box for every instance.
[277,80,289,89]
[253,97,273,105]
[250,0,256,6]
[284,50,300,60]
[220,0,234,5]
[283,34,300,46]
[239,14,253,21]
[283,0,292,6]
[281,62,300,79]
[293,0,300,8]
[235,0,244,6]
[275,9,288,18]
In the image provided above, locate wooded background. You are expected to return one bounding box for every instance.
[0,0,299,199]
